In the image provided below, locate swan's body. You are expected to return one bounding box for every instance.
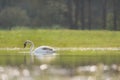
[33,46,56,55]
[24,40,56,63]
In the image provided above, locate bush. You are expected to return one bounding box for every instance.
[31,0,67,28]
[0,7,30,29]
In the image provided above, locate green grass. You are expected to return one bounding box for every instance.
[0,29,119,48]
[0,29,119,66]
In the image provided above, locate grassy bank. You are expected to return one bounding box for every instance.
[0,29,119,48]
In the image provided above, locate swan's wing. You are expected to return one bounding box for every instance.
[38,46,55,50]
[33,46,56,55]
[33,47,46,55]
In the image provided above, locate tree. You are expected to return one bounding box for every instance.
[80,0,85,30]
[73,0,81,29]
[88,0,92,29]
[113,0,118,30]
[0,7,30,29]
[66,0,74,29]
[102,0,107,29]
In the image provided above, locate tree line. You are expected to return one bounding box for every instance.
[0,0,119,30]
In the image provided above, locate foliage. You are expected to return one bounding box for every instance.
[29,0,67,27]
[0,0,119,30]
[0,7,30,29]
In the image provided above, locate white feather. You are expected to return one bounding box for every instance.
[24,40,56,63]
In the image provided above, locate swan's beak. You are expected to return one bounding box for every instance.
[24,43,26,48]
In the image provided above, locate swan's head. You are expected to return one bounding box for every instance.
[24,40,32,48]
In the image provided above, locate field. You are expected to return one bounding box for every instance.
[0,29,120,47]
[0,29,119,66]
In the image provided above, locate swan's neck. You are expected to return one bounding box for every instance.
[30,42,34,54]
[28,41,34,64]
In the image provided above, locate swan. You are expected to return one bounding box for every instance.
[24,40,56,63]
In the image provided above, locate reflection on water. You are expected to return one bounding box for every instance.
[0,64,120,80]
[0,51,120,80]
